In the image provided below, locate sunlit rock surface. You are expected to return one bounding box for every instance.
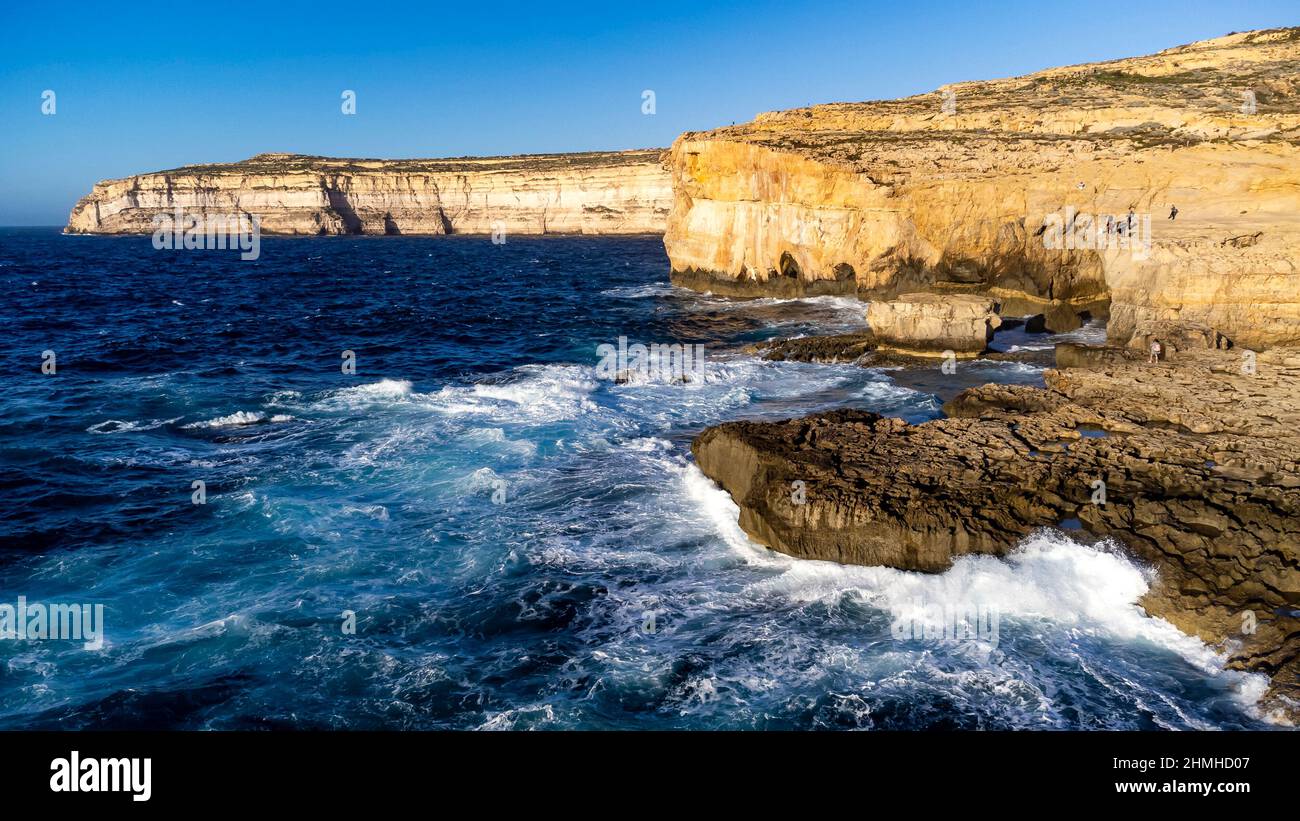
[67,150,672,237]
[664,28,1300,350]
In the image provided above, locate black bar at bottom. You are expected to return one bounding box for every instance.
[2,730,1290,807]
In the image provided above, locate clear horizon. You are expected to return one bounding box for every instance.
[1,0,1296,224]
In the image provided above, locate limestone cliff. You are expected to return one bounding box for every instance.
[664,28,1300,350]
[67,150,671,236]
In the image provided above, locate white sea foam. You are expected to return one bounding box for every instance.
[424,365,599,423]
[180,410,295,429]
[87,417,180,434]
[340,504,390,521]
[477,703,558,730]
[458,426,540,458]
[681,463,787,564]
[852,377,934,404]
[182,411,266,429]
[456,466,503,494]
[341,378,414,400]
[738,529,1268,712]
[304,379,418,415]
[676,452,1269,718]
[599,283,680,299]
[265,389,302,405]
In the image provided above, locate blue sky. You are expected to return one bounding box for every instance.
[1,0,1295,224]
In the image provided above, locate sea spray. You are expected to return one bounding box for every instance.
[890,599,1000,646]
[595,336,707,385]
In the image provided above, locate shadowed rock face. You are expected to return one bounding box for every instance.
[692,347,1300,713]
[66,150,672,236]
[664,28,1300,350]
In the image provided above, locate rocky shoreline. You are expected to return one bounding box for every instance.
[60,25,1300,719]
[694,340,1300,717]
[665,27,1300,717]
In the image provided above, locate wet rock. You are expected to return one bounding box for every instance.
[692,347,1300,715]
[748,332,876,362]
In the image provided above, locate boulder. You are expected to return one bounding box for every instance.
[1054,342,1145,369]
[1025,302,1085,334]
[865,294,1000,357]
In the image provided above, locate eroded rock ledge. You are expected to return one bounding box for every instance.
[692,347,1300,713]
[66,150,672,236]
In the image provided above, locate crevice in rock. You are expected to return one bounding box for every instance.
[324,185,363,234]
[779,252,801,279]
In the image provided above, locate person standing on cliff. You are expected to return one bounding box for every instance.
[1149,339,1162,363]
[1168,205,1178,220]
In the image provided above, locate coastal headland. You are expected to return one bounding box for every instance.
[65,150,672,237]
[62,26,1300,718]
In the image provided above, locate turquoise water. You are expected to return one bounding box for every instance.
[0,229,1276,729]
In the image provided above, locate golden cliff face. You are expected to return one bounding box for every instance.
[67,150,672,237]
[664,28,1300,350]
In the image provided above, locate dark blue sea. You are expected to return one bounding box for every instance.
[0,227,1277,729]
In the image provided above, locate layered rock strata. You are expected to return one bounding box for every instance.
[664,28,1300,350]
[866,293,1001,357]
[67,150,672,236]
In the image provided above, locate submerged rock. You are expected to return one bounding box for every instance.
[747,332,876,363]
